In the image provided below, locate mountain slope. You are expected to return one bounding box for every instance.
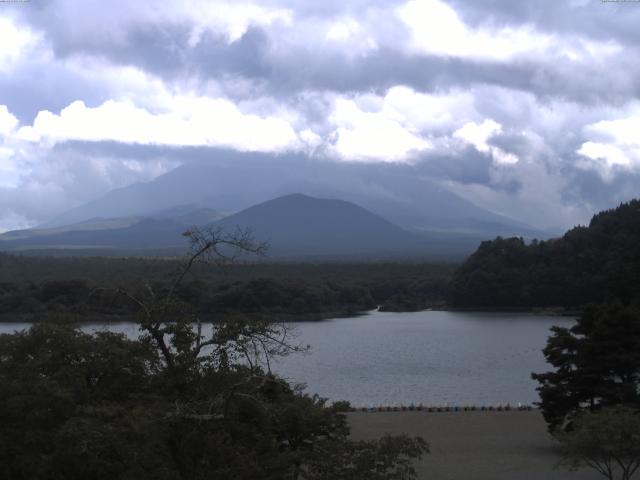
[2,194,468,258]
[45,153,546,238]
[450,199,640,308]
[0,219,186,251]
[211,193,426,257]
[0,204,225,251]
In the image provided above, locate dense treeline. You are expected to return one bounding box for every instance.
[0,230,428,479]
[450,199,640,308]
[0,256,454,321]
[0,278,375,321]
[0,313,427,479]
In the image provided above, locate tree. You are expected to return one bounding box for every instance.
[450,199,640,309]
[114,226,290,386]
[555,406,640,480]
[302,434,429,480]
[0,226,428,479]
[0,324,163,480]
[532,303,640,432]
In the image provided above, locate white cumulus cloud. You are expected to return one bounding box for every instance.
[578,106,640,176]
[0,16,40,70]
[454,119,519,164]
[19,96,303,153]
[398,0,620,62]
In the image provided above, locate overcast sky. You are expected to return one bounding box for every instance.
[1,0,639,232]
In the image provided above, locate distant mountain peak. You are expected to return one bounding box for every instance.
[1,192,494,259]
[42,155,541,239]
[209,193,425,258]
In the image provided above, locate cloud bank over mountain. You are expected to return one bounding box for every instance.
[1,0,639,231]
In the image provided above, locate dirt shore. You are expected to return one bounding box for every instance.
[348,411,602,480]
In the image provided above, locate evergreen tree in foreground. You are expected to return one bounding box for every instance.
[533,303,640,432]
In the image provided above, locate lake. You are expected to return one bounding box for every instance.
[0,310,574,406]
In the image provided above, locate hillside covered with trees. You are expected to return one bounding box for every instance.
[450,199,640,308]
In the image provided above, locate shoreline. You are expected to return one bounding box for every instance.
[345,404,536,413]
[0,306,580,325]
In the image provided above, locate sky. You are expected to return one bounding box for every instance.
[1,0,640,232]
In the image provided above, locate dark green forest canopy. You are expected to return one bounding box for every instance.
[0,229,430,479]
[0,256,455,321]
[532,303,640,432]
[450,199,640,308]
[0,323,427,480]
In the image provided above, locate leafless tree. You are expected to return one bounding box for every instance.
[118,226,304,375]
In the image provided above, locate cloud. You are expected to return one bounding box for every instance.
[398,0,550,61]
[21,1,293,52]
[0,16,40,71]
[326,92,432,161]
[454,120,519,164]
[398,0,621,63]
[578,105,640,177]
[0,135,180,231]
[0,0,640,232]
[447,0,640,47]
[328,103,431,161]
[18,96,303,152]
[325,86,480,161]
[179,2,293,44]
[8,0,628,104]
[0,105,20,188]
[0,106,18,135]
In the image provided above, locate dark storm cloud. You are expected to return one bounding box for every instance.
[9,0,638,106]
[561,165,640,214]
[46,22,273,85]
[449,0,640,46]
[412,147,496,186]
[57,140,519,198]
[0,62,111,124]
[51,141,249,165]
[1,0,640,231]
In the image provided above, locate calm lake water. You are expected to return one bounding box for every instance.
[0,310,575,406]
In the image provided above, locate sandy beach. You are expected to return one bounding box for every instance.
[348,411,602,480]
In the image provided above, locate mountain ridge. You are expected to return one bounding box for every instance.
[43,155,548,239]
[0,193,481,258]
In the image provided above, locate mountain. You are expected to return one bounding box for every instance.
[450,199,640,308]
[0,203,226,251]
[150,205,225,225]
[0,216,143,241]
[0,218,186,252]
[44,152,548,239]
[1,194,478,258]
[213,193,427,258]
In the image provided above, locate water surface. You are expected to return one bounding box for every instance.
[273,310,575,406]
[0,310,574,406]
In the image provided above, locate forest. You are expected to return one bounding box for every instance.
[3,204,640,478]
[0,254,454,322]
[0,230,428,479]
[450,200,640,309]
[3,200,640,322]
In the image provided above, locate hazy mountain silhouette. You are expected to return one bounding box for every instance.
[0,218,185,251]
[44,153,549,239]
[0,194,483,258]
[151,205,225,225]
[213,193,426,257]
